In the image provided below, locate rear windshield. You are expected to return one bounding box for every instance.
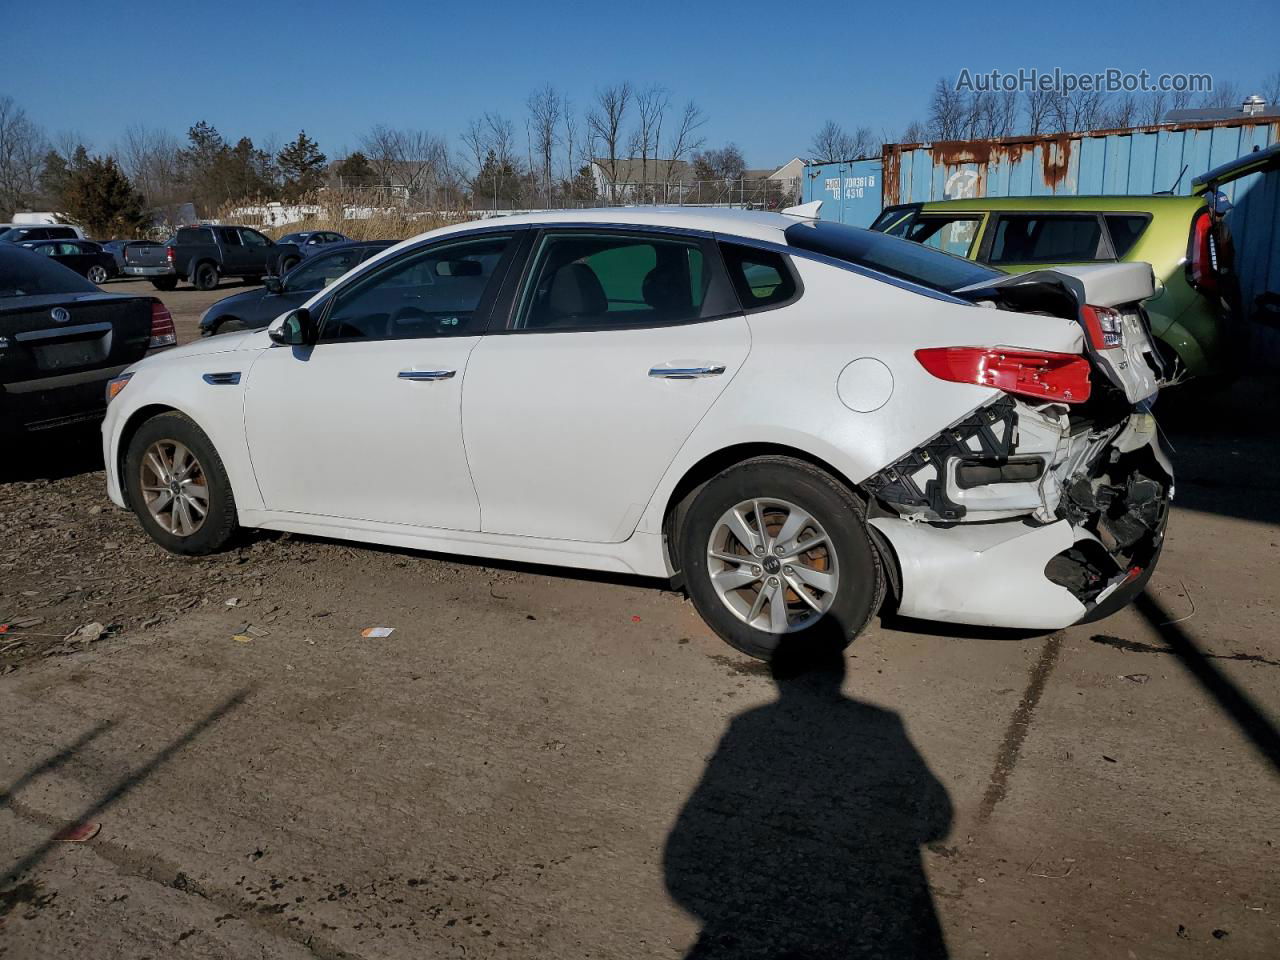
[0,248,98,297]
[176,227,213,244]
[783,220,1000,293]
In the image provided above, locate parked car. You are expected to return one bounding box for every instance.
[101,207,1171,660]
[101,239,163,275]
[1,244,175,435]
[21,239,119,284]
[270,230,350,275]
[869,194,1228,379]
[122,225,279,291]
[200,241,392,336]
[0,224,86,243]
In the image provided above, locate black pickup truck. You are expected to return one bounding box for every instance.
[1,245,175,435]
[122,225,279,291]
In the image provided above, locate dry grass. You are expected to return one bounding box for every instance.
[215,187,480,243]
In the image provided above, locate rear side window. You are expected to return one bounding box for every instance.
[905,216,981,257]
[1104,214,1150,258]
[515,232,728,330]
[46,227,76,240]
[719,243,797,309]
[988,214,1106,264]
[176,227,213,244]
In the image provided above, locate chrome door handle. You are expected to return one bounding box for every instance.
[398,370,456,381]
[648,364,726,380]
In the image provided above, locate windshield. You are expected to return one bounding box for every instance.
[0,247,98,297]
[0,228,15,242]
[783,220,1001,294]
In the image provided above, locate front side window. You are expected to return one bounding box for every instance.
[285,248,365,292]
[516,232,719,331]
[988,214,1107,264]
[240,229,270,247]
[320,234,512,342]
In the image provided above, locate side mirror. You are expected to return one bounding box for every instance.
[263,275,283,293]
[268,307,315,346]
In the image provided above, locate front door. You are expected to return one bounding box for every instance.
[243,231,519,530]
[463,229,750,543]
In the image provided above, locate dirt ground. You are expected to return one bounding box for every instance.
[1,284,1277,958]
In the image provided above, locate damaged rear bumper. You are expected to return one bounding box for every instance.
[865,399,1172,631]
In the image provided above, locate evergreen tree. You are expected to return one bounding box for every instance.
[277,130,327,200]
[60,155,148,237]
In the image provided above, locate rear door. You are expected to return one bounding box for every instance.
[239,228,274,274]
[462,228,750,543]
[218,227,248,275]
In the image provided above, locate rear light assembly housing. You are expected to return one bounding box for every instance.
[1080,305,1124,349]
[915,346,1091,404]
[1186,208,1219,295]
[149,300,177,349]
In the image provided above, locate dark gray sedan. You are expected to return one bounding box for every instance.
[200,240,391,336]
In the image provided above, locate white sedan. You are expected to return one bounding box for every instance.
[102,206,1172,659]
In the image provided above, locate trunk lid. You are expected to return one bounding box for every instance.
[0,293,155,385]
[955,262,1164,405]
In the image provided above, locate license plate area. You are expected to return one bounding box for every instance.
[16,321,113,372]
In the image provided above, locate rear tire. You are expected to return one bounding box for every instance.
[193,262,219,291]
[123,412,238,556]
[678,456,883,661]
[150,276,178,291]
[87,264,108,284]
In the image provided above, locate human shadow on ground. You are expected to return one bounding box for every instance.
[664,639,953,959]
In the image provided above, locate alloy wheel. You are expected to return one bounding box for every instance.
[87,265,107,284]
[138,439,210,536]
[706,497,840,634]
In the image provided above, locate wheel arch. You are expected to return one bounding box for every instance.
[114,403,183,495]
[659,442,870,583]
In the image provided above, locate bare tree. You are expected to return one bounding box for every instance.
[1201,81,1241,109]
[928,78,969,139]
[0,95,47,217]
[808,120,873,162]
[115,124,184,221]
[1023,89,1055,135]
[1139,91,1169,126]
[631,85,669,197]
[966,91,1018,138]
[587,82,632,203]
[1048,89,1110,132]
[663,99,706,199]
[526,84,561,206]
[360,124,452,205]
[901,120,929,144]
[1098,94,1139,130]
[1264,72,1280,110]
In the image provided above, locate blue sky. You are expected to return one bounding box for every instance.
[4,0,1278,167]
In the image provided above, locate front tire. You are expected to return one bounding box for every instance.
[123,412,238,555]
[678,457,883,660]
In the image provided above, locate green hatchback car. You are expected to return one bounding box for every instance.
[869,195,1230,378]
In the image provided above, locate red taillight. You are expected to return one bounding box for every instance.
[1187,209,1218,295]
[915,347,1092,404]
[165,245,175,263]
[1080,305,1124,350]
[149,300,176,349]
